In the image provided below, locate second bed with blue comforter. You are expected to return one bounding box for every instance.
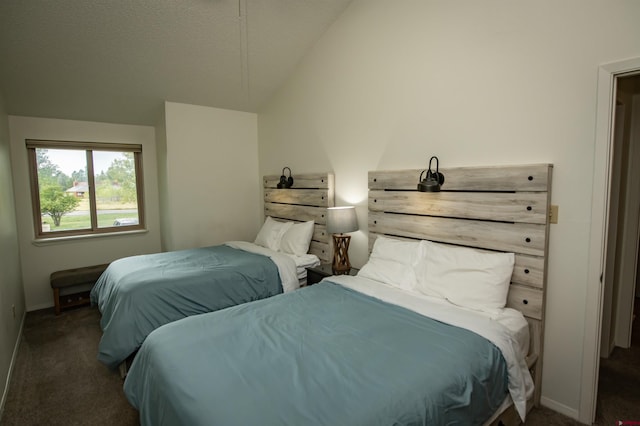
[124,280,516,426]
[90,244,282,369]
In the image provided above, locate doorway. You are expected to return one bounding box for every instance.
[582,58,640,425]
[600,74,640,358]
[596,73,640,422]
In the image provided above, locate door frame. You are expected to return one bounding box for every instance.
[581,57,640,424]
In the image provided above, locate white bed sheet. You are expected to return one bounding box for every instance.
[224,241,301,292]
[294,254,321,280]
[326,274,534,422]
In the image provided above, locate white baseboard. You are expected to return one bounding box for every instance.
[26,301,54,312]
[0,311,26,421]
[540,396,580,420]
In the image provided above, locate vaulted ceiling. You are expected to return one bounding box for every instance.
[0,0,353,125]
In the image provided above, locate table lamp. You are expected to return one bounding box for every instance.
[327,206,358,274]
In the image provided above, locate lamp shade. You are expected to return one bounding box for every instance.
[327,206,358,234]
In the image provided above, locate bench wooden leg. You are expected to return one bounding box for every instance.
[53,288,61,315]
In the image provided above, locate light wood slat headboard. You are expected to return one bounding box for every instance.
[263,173,335,263]
[368,164,552,408]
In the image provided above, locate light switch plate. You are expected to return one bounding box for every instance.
[549,205,559,224]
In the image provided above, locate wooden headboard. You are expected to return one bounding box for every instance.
[263,173,335,263]
[368,164,552,409]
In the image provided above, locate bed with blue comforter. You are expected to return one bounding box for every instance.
[91,243,290,369]
[124,276,532,425]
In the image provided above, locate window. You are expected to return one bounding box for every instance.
[27,140,145,239]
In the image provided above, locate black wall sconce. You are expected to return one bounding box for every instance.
[277,167,294,189]
[417,156,445,192]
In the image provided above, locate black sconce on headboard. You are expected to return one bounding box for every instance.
[417,156,445,192]
[277,167,294,189]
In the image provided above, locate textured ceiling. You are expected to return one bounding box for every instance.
[0,0,352,125]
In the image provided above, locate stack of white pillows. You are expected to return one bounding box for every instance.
[254,216,315,257]
[358,236,515,315]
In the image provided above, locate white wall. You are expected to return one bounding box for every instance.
[8,116,162,311]
[161,102,261,251]
[0,93,25,417]
[257,0,640,419]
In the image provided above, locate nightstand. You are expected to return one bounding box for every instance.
[305,263,359,286]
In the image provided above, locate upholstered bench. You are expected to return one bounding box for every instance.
[50,264,109,315]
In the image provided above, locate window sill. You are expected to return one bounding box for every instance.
[32,229,148,246]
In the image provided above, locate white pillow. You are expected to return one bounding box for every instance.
[415,240,515,312]
[280,220,315,256]
[357,236,421,291]
[254,217,293,251]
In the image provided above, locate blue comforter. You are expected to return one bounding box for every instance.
[90,245,281,369]
[124,281,508,426]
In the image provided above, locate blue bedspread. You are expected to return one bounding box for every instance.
[90,245,281,369]
[124,281,508,426]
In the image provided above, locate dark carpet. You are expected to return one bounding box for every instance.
[1,307,137,426]
[1,303,639,425]
[593,299,640,425]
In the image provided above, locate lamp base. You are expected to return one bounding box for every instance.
[332,234,352,274]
